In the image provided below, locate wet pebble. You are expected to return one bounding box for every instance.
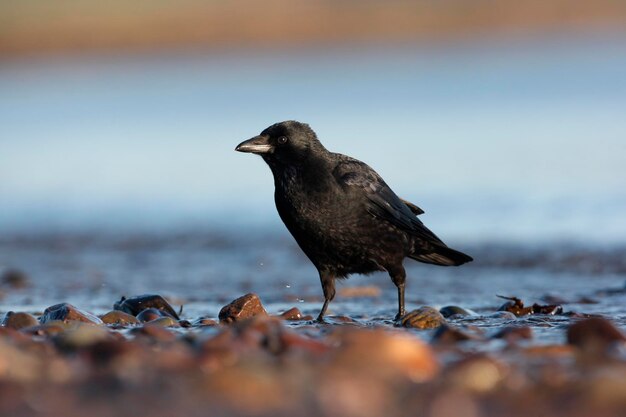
[329,328,439,382]
[446,355,507,393]
[114,294,180,320]
[131,323,177,342]
[439,306,471,318]
[100,310,140,326]
[219,293,267,324]
[400,307,446,329]
[2,311,39,330]
[148,317,180,327]
[192,317,219,327]
[137,308,168,323]
[432,325,482,344]
[0,269,30,289]
[54,324,113,351]
[279,307,304,321]
[40,303,103,325]
[491,326,533,342]
[567,317,626,353]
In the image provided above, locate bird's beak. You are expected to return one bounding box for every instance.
[235,135,273,154]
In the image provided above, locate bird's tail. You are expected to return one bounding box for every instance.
[409,244,473,266]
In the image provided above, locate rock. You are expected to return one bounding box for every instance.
[100,310,140,326]
[114,294,180,320]
[21,321,69,337]
[192,317,219,327]
[491,326,533,342]
[279,307,304,321]
[54,323,113,351]
[399,307,446,329]
[147,317,180,327]
[328,328,439,382]
[131,324,177,342]
[40,303,103,325]
[0,269,29,289]
[439,306,471,318]
[432,325,481,344]
[2,311,38,330]
[446,355,506,393]
[567,317,626,353]
[136,308,167,323]
[219,293,267,324]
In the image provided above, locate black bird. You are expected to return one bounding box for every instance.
[236,121,472,322]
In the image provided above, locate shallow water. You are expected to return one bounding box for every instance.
[2,229,625,346]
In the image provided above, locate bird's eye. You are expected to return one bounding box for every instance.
[277,136,289,145]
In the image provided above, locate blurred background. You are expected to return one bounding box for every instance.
[1,0,626,320]
[1,0,625,244]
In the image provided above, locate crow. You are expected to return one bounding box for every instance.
[236,121,472,322]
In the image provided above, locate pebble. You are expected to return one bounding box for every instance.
[148,317,180,327]
[279,307,304,321]
[491,326,533,342]
[328,328,439,382]
[40,303,103,325]
[399,307,446,329]
[54,323,113,351]
[439,306,472,318]
[100,310,141,326]
[192,317,219,327]
[114,294,180,320]
[432,325,481,344]
[137,308,168,323]
[0,269,30,289]
[567,317,626,353]
[219,293,267,324]
[2,311,39,330]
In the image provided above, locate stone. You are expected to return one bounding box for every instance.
[114,294,180,319]
[219,293,267,324]
[567,317,626,353]
[439,306,471,318]
[147,317,180,327]
[0,269,29,289]
[100,310,141,326]
[432,325,481,344]
[399,307,446,329]
[279,307,304,321]
[54,323,113,351]
[328,328,439,382]
[40,303,103,325]
[2,311,38,330]
[491,326,533,342]
[136,308,167,323]
[192,317,219,327]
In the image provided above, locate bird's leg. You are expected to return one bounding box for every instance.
[316,271,336,323]
[389,266,407,321]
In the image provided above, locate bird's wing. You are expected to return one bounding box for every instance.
[332,156,443,245]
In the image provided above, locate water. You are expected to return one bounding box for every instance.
[1,34,625,344]
[1,34,625,242]
[1,229,625,346]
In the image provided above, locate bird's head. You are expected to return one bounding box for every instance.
[235,120,325,166]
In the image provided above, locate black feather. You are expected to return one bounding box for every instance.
[236,120,472,320]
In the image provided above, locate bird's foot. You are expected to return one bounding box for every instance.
[394,311,405,322]
[315,315,328,324]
